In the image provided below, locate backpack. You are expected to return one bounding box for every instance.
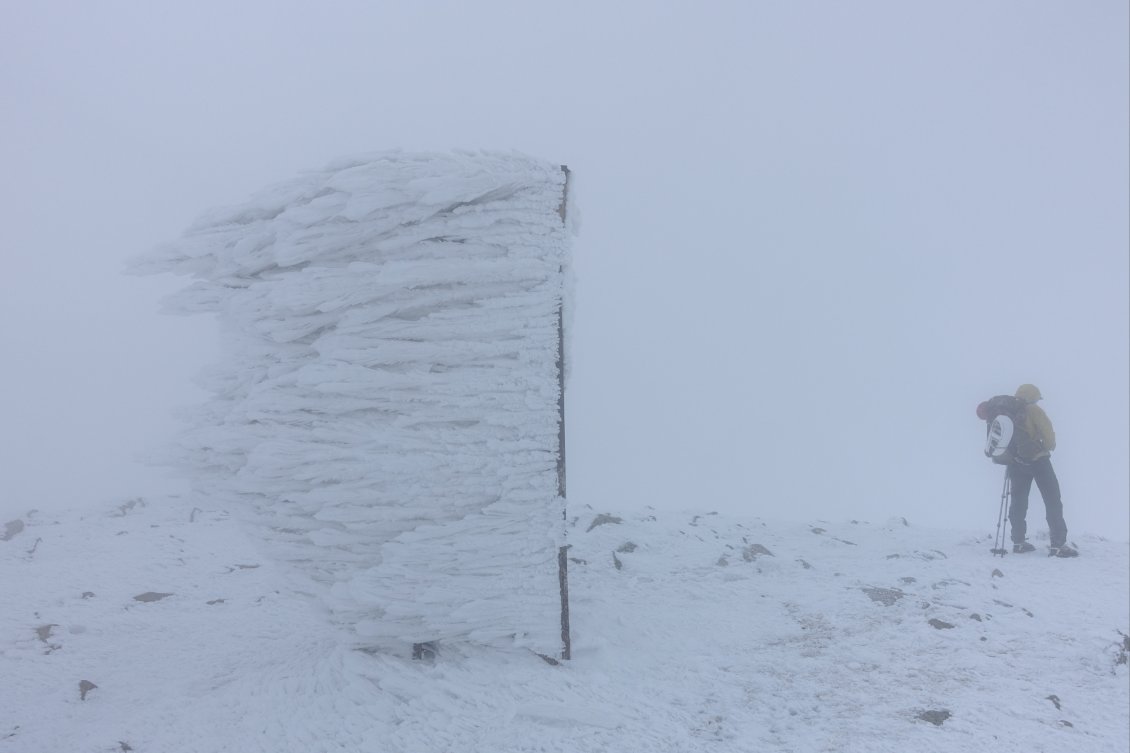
[979,395,1042,465]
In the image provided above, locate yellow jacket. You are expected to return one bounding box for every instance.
[1021,404,1056,460]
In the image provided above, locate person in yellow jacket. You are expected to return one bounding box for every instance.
[1007,384,1077,557]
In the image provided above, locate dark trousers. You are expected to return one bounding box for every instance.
[1008,457,1068,547]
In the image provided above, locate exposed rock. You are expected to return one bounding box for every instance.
[612,552,623,571]
[223,564,261,573]
[969,613,983,622]
[112,498,146,517]
[928,618,956,630]
[899,577,916,584]
[862,587,904,607]
[716,556,729,567]
[811,527,826,535]
[133,592,174,603]
[2,520,25,542]
[742,544,774,561]
[796,559,812,570]
[992,569,1004,578]
[586,514,623,532]
[1046,694,1061,710]
[616,542,637,553]
[79,680,97,701]
[916,709,951,726]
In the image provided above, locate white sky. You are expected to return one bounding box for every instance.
[2,0,1127,539]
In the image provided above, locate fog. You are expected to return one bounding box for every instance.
[2,1,1127,539]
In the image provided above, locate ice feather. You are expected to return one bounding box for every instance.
[132,151,574,655]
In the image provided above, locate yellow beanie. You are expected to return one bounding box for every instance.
[1015,384,1043,403]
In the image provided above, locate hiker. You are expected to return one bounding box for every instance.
[977,384,1077,557]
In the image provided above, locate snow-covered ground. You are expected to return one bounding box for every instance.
[2,498,1127,753]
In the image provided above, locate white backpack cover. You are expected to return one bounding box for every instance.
[985,415,1015,461]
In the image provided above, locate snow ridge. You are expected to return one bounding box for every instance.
[132,151,573,654]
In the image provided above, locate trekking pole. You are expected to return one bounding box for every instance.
[990,469,1010,556]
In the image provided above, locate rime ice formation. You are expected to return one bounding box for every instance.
[134,151,574,655]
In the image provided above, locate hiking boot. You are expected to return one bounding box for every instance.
[1050,544,1079,558]
[1012,541,1036,553]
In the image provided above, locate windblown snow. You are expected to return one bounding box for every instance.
[130,151,573,656]
[1,500,1127,752]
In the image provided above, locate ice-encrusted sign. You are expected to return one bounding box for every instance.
[134,151,574,657]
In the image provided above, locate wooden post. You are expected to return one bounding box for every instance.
[556,165,572,661]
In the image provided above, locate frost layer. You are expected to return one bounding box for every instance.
[137,151,573,655]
